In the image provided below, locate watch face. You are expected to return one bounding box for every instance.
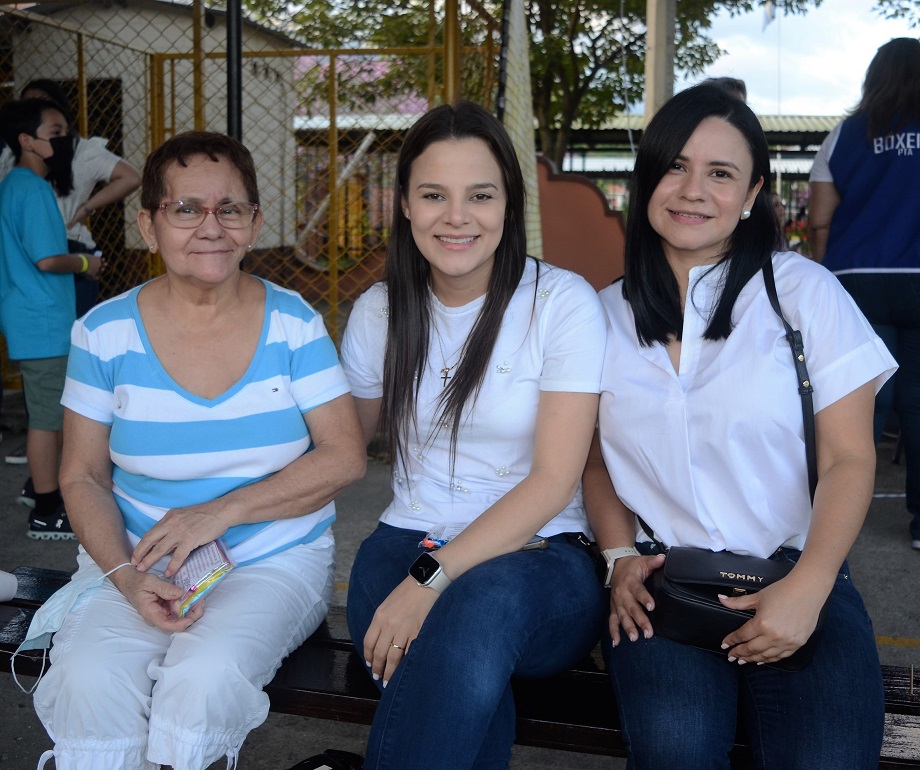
[409,552,441,585]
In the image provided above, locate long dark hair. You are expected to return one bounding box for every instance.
[853,37,920,137]
[381,100,527,471]
[624,84,778,346]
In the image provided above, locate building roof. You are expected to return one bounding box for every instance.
[8,0,309,49]
[563,153,816,176]
[568,114,842,154]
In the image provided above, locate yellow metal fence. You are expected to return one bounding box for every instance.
[0,0,499,358]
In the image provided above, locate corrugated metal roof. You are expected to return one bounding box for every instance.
[758,115,842,133]
[293,113,423,131]
[563,154,815,175]
[581,115,841,132]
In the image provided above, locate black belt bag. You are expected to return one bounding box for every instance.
[644,546,827,671]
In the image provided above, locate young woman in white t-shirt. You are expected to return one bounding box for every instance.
[340,101,608,769]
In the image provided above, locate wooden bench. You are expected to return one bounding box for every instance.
[3,566,920,768]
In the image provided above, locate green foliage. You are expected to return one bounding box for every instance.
[228,0,827,165]
[873,0,920,26]
[527,0,823,165]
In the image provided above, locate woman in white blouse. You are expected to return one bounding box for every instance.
[583,84,896,768]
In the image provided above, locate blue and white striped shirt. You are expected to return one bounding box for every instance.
[62,278,351,565]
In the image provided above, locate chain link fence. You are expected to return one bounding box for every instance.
[0,0,500,383]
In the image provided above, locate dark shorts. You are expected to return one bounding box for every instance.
[19,356,68,431]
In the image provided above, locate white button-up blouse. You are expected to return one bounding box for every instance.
[597,251,896,557]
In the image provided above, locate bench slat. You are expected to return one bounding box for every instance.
[881,712,920,769]
[9,567,70,610]
[884,666,920,717]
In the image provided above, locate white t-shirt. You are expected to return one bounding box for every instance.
[0,136,121,247]
[597,251,896,557]
[342,259,607,537]
[808,121,842,184]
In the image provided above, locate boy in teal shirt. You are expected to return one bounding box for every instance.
[0,98,103,539]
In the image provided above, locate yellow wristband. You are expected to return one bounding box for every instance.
[78,253,89,273]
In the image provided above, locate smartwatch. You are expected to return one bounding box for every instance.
[408,552,452,594]
[601,546,640,588]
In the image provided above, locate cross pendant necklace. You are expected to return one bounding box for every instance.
[433,320,463,389]
[440,363,459,387]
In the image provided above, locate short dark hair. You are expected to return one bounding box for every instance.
[0,99,67,161]
[624,83,778,345]
[140,131,260,211]
[381,100,529,472]
[21,79,72,124]
[855,37,920,136]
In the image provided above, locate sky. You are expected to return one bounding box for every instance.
[674,0,915,116]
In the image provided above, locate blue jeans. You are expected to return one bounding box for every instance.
[605,549,884,769]
[838,272,920,537]
[347,523,607,770]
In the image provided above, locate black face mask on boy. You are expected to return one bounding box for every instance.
[44,135,76,197]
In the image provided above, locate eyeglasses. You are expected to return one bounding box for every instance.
[157,201,260,229]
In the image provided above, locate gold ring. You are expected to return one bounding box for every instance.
[391,643,405,651]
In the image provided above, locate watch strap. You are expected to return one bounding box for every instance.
[602,546,639,588]
[424,568,452,594]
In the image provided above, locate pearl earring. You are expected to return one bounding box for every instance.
[740,210,751,220]
[148,244,156,253]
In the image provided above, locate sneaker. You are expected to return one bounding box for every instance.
[16,477,35,509]
[5,443,27,465]
[28,505,77,541]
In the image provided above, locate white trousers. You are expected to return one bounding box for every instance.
[33,532,335,770]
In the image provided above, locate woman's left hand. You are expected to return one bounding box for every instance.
[131,503,229,577]
[363,577,439,686]
[718,575,827,664]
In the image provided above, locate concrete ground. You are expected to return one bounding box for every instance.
[0,386,916,769]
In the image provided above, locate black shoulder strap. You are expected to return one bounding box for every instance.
[762,258,818,503]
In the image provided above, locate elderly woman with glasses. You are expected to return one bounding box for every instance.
[25,131,366,770]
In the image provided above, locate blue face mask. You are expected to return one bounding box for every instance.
[12,560,130,693]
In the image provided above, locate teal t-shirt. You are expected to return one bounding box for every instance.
[0,167,74,360]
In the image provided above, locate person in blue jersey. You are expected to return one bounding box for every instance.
[339,101,608,769]
[24,131,366,770]
[809,38,920,550]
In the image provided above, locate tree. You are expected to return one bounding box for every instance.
[228,0,825,165]
[874,0,920,25]
[527,0,824,166]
